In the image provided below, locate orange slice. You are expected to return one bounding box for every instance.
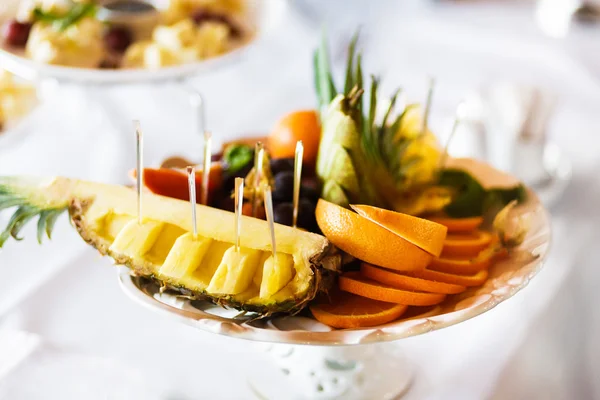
[339,272,446,306]
[429,255,492,275]
[310,291,408,329]
[407,268,488,287]
[316,200,433,271]
[428,216,484,233]
[442,230,493,257]
[361,263,466,294]
[350,204,447,257]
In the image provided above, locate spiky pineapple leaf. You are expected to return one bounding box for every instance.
[314,32,337,119]
[0,183,67,247]
[344,32,360,95]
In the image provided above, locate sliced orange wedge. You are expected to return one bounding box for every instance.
[310,291,408,329]
[429,255,492,275]
[316,200,433,271]
[350,204,447,257]
[428,216,484,233]
[407,269,488,287]
[441,230,494,257]
[339,272,446,306]
[361,263,466,295]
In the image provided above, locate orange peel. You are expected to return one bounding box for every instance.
[351,204,447,257]
[339,272,446,306]
[361,263,466,295]
[310,290,408,329]
[316,200,433,271]
[428,216,484,233]
[441,230,494,257]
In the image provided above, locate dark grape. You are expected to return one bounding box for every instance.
[3,20,32,48]
[272,171,294,202]
[274,203,294,226]
[211,152,223,162]
[104,26,133,53]
[298,199,318,231]
[269,158,294,174]
[218,196,235,212]
[222,162,252,192]
[191,9,241,37]
[300,185,320,202]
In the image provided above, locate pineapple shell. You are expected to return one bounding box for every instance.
[0,176,341,316]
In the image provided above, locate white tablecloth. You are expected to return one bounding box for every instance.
[1,1,600,399]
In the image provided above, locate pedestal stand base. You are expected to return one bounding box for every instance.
[248,343,413,400]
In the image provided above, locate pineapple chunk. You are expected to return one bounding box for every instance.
[259,253,294,299]
[192,241,231,287]
[207,247,262,295]
[159,233,212,280]
[253,252,271,288]
[110,220,164,258]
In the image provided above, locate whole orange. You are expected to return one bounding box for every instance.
[268,110,321,166]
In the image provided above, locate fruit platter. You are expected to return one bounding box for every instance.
[0,33,550,398]
[0,0,283,82]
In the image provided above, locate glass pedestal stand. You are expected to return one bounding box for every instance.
[248,342,412,400]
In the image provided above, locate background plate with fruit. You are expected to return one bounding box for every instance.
[0,0,285,82]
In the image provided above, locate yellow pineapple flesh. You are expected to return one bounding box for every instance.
[0,176,341,315]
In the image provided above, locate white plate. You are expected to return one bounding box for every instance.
[0,0,286,83]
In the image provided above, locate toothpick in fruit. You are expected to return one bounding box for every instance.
[201,132,212,205]
[187,166,198,237]
[293,140,304,228]
[234,177,244,252]
[134,120,143,224]
[252,142,265,217]
[440,101,467,168]
[422,77,436,137]
[264,185,276,259]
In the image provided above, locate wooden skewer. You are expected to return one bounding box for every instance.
[264,185,276,258]
[234,177,244,252]
[440,101,467,169]
[292,140,304,229]
[422,77,436,136]
[134,120,143,224]
[201,132,212,206]
[252,142,264,217]
[187,166,198,237]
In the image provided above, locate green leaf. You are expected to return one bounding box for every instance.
[33,3,97,32]
[344,32,360,95]
[317,32,335,113]
[223,144,254,174]
[9,206,39,241]
[440,169,526,218]
[440,169,486,217]
[37,210,49,244]
[45,209,64,240]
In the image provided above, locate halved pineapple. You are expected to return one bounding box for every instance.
[0,176,341,316]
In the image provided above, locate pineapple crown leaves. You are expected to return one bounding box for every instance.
[314,30,424,190]
[0,183,66,248]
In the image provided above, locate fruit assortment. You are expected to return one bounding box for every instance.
[2,0,251,69]
[0,31,529,329]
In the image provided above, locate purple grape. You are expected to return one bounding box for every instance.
[3,20,32,48]
[104,26,133,53]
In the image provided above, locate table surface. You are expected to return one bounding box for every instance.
[1,1,600,399]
